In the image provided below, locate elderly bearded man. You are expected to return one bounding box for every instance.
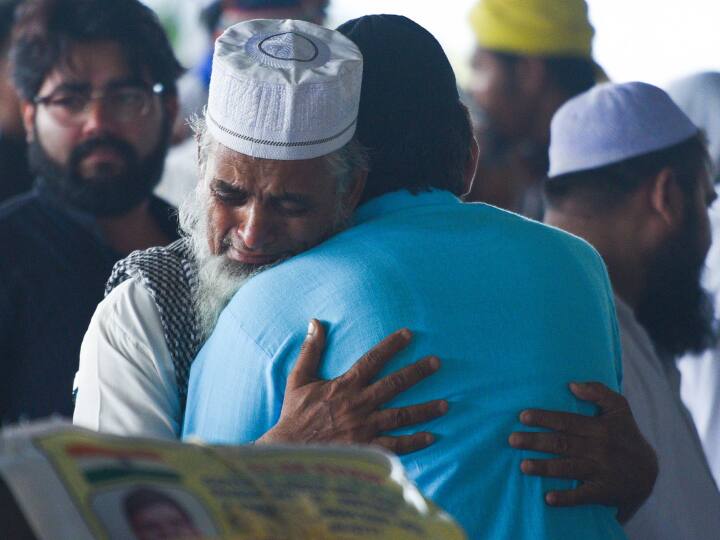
[74,19,449,452]
[184,15,634,540]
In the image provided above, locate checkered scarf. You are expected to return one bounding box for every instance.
[105,237,200,410]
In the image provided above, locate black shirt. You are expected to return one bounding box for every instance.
[0,133,33,204]
[0,180,178,423]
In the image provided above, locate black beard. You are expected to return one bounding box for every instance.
[28,120,170,217]
[636,207,716,358]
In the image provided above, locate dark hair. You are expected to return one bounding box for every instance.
[200,0,306,34]
[199,1,223,35]
[337,15,472,202]
[0,0,20,48]
[10,0,183,100]
[544,134,709,211]
[0,0,22,54]
[123,487,192,523]
[491,50,597,100]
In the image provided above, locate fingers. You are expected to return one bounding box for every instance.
[508,431,588,458]
[372,399,449,431]
[287,319,326,388]
[519,409,604,438]
[569,382,629,414]
[544,484,607,508]
[519,457,595,481]
[363,356,441,405]
[338,329,414,387]
[373,432,436,455]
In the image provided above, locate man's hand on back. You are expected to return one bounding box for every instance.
[256,319,448,454]
[508,382,658,523]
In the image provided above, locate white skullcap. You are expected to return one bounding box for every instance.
[206,19,362,160]
[548,81,699,178]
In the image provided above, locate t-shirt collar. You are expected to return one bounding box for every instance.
[354,189,460,224]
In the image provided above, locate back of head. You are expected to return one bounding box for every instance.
[469,0,598,98]
[10,0,183,101]
[666,72,720,178]
[545,82,706,212]
[336,14,471,202]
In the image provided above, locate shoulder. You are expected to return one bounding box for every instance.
[476,202,604,261]
[485,205,609,282]
[0,192,43,227]
[0,194,51,276]
[107,238,196,295]
[98,278,165,342]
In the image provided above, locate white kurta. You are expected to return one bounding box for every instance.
[676,205,720,488]
[677,349,720,487]
[72,278,180,439]
[617,296,720,540]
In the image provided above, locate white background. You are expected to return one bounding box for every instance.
[144,0,720,89]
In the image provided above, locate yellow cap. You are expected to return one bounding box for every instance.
[469,0,595,58]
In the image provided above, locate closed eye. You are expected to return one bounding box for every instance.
[210,181,247,205]
[272,196,311,216]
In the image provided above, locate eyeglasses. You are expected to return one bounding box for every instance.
[33,82,164,126]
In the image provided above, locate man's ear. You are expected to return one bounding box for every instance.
[649,167,685,230]
[462,135,480,197]
[163,94,179,129]
[21,101,35,142]
[341,167,367,215]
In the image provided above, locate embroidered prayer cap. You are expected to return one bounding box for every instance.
[548,82,699,178]
[469,0,594,58]
[206,18,362,160]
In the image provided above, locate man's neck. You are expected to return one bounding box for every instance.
[544,209,645,310]
[97,198,173,255]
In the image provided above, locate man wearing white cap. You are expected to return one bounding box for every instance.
[667,72,720,489]
[74,19,449,451]
[185,15,628,540]
[542,81,720,539]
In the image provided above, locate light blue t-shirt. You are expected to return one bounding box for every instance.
[184,190,626,540]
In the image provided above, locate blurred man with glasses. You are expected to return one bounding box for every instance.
[0,0,182,423]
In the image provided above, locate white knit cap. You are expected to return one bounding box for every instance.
[206,19,362,160]
[548,81,699,178]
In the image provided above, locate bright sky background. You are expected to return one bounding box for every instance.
[326,0,720,88]
[146,0,720,89]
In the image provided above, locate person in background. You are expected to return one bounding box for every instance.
[666,72,720,488]
[183,15,632,539]
[156,0,330,208]
[463,0,601,219]
[542,81,720,539]
[0,0,32,203]
[0,0,182,423]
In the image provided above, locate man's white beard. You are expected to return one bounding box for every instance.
[179,184,264,341]
[194,255,255,342]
